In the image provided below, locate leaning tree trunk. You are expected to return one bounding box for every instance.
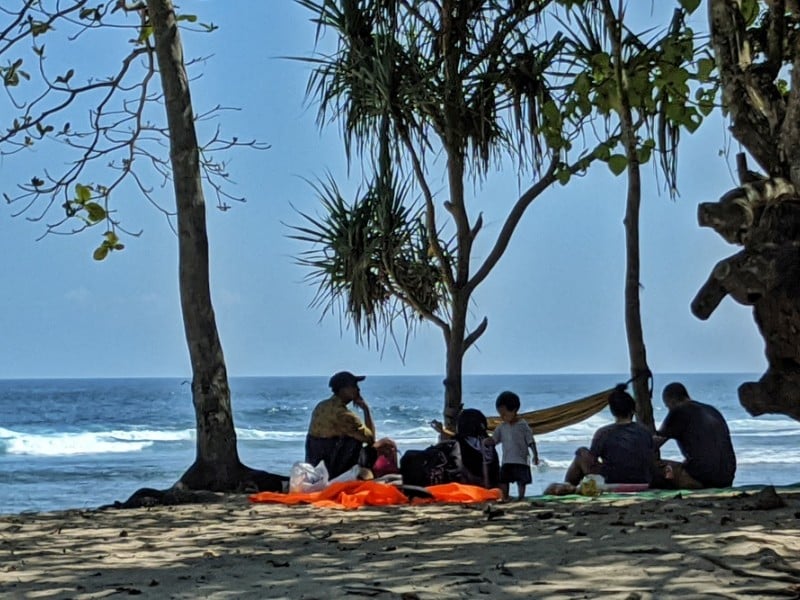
[139,0,285,496]
[623,165,654,430]
[603,0,654,430]
[691,0,800,422]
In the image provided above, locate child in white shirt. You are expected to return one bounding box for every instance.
[490,391,539,501]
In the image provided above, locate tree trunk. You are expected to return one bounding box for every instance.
[132,0,285,498]
[623,167,654,430]
[602,0,654,430]
[442,297,468,432]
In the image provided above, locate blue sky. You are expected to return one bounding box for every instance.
[0,2,767,379]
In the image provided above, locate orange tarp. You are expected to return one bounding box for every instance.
[249,481,501,510]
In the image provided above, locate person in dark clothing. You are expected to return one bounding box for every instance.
[454,408,500,489]
[551,385,655,492]
[429,408,501,488]
[654,382,736,489]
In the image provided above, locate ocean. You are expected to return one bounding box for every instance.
[1,373,798,515]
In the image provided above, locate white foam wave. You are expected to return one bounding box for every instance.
[728,418,800,436]
[102,429,194,442]
[236,428,306,441]
[3,431,153,457]
[736,448,800,465]
[0,426,314,456]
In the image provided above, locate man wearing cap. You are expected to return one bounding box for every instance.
[305,371,377,478]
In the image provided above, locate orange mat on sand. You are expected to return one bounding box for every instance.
[249,481,501,509]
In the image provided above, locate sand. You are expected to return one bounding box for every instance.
[1,486,799,599]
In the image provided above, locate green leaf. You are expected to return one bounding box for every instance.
[75,184,92,204]
[678,0,701,14]
[698,95,715,116]
[696,58,716,82]
[85,202,106,222]
[177,14,198,23]
[93,245,109,261]
[104,231,120,246]
[607,154,628,176]
[740,0,759,26]
[30,21,51,36]
[682,109,702,133]
[137,24,153,44]
[556,168,571,185]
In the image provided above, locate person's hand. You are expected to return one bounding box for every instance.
[533,456,540,466]
[353,396,368,410]
[429,419,444,434]
[483,437,496,447]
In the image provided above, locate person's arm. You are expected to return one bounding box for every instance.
[653,410,677,449]
[530,436,539,465]
[352,395,376,442]
[430,419,455,439]
[523,423,538,465]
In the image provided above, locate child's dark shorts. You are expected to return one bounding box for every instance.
[499,463,532,485]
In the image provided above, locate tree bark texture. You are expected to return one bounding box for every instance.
[144,0,286,493]
[623,166,654,430]
[442,299,467,432]
[602,0,654,430]
[695,0,800,421]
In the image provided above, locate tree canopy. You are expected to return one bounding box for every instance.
[291,0,712,426]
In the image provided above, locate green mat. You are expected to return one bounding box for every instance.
[529,482,800,504]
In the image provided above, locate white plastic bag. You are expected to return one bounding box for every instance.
[289,461,329,493]
[329,464,361,484]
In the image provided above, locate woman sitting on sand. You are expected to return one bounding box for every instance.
[545,385,655,495]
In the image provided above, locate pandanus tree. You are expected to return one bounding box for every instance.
[0,0,280,499]
[291,0,706,430]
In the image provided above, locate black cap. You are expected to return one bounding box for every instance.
[329,371,366,393]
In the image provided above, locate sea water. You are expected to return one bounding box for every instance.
[1,373,798,515]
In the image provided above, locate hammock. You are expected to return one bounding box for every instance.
[486,387,612,435]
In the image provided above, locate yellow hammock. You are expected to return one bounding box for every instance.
[486,387,613,435]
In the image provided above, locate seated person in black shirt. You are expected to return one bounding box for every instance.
[546,385,655,494]
[653,382,736,489]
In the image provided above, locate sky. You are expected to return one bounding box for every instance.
[0,2,768,380]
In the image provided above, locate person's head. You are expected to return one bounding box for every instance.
[328,371,365,402]
[608,384,636,419]
[662,382,690,410]
[456,408,488,438]
[495,391,521,422]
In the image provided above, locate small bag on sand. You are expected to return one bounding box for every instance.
[289,461,329,494]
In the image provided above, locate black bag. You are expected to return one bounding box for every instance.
[400,440,460,487]
[358,443,378,470]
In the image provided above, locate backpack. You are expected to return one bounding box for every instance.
[400,440,461,487]
[401,409,500,489]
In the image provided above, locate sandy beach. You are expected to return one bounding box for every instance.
[1,486,799,599]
